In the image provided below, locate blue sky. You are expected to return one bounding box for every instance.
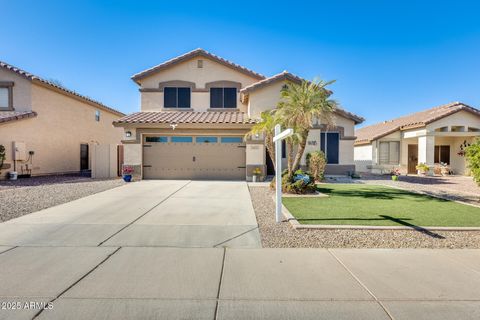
[2,0,480,127]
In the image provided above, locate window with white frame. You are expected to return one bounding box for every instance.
[379,141,400,165]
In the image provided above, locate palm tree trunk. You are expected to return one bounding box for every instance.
[265,136,275,171]
[287,139,294,175]
[290,133,308,178]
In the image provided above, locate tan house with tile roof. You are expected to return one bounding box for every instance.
[354,102,480,175]
[114,49,363,181]
[0,61,124,179]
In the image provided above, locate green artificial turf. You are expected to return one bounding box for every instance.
[282,184,480,227]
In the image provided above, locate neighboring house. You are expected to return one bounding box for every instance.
[0,61,125,179]
[114,49,363,181]
[354,102,480,175]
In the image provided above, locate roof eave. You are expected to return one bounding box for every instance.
[131,49,265,84]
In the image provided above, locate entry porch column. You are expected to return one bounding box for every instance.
[417,135,435,175]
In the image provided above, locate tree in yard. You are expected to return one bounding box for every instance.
[245,111,278,171]
[466,138,480,185]
[276,79,337,179]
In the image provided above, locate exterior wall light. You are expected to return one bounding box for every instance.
[125,131,132,138]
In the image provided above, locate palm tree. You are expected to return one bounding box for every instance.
[276,79,337,178]
[245,111,277,171]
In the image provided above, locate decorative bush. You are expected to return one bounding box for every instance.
[415,163,429,173]
[466,139,480,185]
[282,169,316,194]
[0,145,5,172]
[306,151,327,181]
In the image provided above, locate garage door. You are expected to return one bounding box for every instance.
[143,135,246,180]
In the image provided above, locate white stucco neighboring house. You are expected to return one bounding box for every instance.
[114,48,364,181]
[354,102,480,175]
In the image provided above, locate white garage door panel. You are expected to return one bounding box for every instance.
[143,137,246,180]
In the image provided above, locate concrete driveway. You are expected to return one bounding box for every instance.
[0,180,261,248]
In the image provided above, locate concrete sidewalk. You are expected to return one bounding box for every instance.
[0,247,479,319]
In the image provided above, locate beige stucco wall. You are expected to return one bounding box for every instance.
[0,82,123,178]
[123,143,142,166]
[0,68,32,111]
[247,81,285,118]
[138,57,260,112]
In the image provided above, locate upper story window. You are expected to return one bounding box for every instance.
[210,87,237,109]
[0,82,14,110]
[164,87,191,108]
[95,110,101,121]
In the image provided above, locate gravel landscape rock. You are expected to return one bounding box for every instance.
[0,175,124,222]
[249,186,480,249]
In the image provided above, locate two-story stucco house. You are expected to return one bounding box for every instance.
[114,49,364,181]
[0,61,125,179]
[354,102,480,175]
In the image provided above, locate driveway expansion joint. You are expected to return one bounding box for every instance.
[96,180,192,246]
[0,246,18,255]
[327,249,396,320]
[31,247,122,320]
[214,247,227,320]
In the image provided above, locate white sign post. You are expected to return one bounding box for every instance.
[273,124,294,223]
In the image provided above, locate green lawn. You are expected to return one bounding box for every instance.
[282,184,480,227]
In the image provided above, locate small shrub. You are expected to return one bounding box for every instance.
[306,151,327,181]
[0,145,5,173]
[466,139,480,185]
[282,170,316,194]
[271,169,316,194]
[416,163,429,173]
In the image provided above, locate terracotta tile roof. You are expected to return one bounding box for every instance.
[355,102,480,145]
[241,71,364,125]
[131,48,265,83]
[240,71,303,94]
[113,111,257,125]
[0,61,124,117]
[0,111,37,124]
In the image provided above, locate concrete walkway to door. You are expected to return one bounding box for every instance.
[0,180,261,248]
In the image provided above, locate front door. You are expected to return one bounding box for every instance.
[407,144,418,174]
[80,144,89,171]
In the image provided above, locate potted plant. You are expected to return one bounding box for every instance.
[252,167,262,183]
[122,165,134,182]
[439,162,450,176]
[390,168,400,181]
[416,163,430,176]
